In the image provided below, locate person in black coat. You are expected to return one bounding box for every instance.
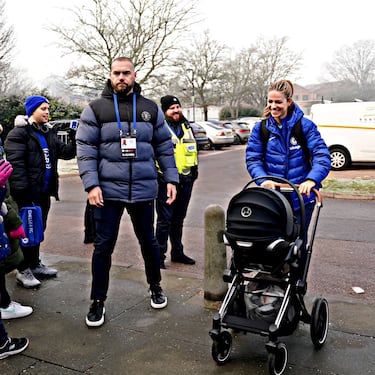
[4,96,76,288]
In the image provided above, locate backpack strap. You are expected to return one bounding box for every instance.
[292,119,310,161]
[260,119,270,152]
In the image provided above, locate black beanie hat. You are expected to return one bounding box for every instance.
[161,95,181,113]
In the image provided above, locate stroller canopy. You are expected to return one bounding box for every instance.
[225,186,298,243]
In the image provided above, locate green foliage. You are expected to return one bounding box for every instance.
[0,95,24,140]
[239,107,261,117]
[48,98,83,120]
[219,106,261,120]
[219,107,232,119]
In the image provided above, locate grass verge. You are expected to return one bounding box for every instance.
[322,178,375,195]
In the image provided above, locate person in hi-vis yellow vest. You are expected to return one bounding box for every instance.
[156,96,198,269]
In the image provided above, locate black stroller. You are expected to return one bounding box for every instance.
[209,176,329,375]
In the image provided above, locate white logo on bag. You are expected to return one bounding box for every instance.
[241,206,252,218]
[27,209,34,234]
[20,209,33,245]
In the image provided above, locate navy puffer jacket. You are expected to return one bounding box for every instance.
[245,103,331,208]
[76,81,178,203]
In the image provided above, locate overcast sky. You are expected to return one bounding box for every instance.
[5,0,374,87]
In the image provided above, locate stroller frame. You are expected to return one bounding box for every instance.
[209,176,329,375]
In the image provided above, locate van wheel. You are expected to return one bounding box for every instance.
[330,147,350,170]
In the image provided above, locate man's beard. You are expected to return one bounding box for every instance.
[116,83,133,94]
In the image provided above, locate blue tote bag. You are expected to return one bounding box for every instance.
[19,206,44,247]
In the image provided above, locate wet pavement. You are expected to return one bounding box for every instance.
[0,154,374,374]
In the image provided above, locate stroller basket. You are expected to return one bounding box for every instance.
[225,186,299,271]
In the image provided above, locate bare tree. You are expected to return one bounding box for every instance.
[327,40,375,85]
[220,47,258,118]
[173,30,227,121]
[246,36,302,109]
[0,0,16,94]
[326,39,375,100]
[216,36,302,115]
[49,0,198,93]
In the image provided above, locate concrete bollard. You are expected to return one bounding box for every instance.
[204,204,228,304]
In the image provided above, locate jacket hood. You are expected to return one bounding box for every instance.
[13,115,52,133]
[288,102,304,124]
[101,79,142,100]
[14,115,28,127]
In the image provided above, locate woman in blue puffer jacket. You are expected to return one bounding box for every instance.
[246,79,331,229]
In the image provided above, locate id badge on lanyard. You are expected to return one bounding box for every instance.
[114,92,138,159]
[121,134,137,159]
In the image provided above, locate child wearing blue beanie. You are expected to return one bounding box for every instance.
[24,96,49,117]
[5,93,76,289]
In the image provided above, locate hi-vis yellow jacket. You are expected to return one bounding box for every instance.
[166,122,198,175]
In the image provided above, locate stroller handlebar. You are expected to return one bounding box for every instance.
[276,184,322,204]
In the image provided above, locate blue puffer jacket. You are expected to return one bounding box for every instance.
[245,103,331,209]
[76,81,179,203]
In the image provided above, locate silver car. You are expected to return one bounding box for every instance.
[196,121,234,149]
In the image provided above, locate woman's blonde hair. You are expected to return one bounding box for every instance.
[263,79,294,118]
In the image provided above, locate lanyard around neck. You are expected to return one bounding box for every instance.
[113,92,137,135]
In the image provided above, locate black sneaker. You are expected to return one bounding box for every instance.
[0,337,29,360]
[149,284,167,309]
[85,300,105,327]
[171,253,196,265]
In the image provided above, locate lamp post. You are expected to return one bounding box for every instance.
[187,69,195,122]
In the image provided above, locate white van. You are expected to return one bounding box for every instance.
[310,102,375,170]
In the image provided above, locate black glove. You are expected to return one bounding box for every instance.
[191,165,198,181]
[67,128,76,143]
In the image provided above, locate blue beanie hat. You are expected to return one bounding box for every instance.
[24,95,49,117]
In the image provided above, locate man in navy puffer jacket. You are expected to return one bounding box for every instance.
[76,57,178,327]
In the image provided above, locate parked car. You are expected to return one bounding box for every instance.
[189,122,210,150]
[196,121,234,149]
[231,121,251,144]
[236,117,261,131]
[207,118,234,130]
[207,119,236,135]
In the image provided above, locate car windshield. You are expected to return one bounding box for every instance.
[205,123,223,130]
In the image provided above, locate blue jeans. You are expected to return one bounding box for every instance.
[91,200,161,301]
[156,174,194,259]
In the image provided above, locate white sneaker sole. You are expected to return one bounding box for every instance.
[16,279,41,289]
[0,310,33,320]
[85,308,105,327]
[0,339,29,360]
[151,297,168,309]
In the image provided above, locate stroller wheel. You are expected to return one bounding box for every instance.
[310,298,329,349]
[211,330,232,365]
[268,342,288,375]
